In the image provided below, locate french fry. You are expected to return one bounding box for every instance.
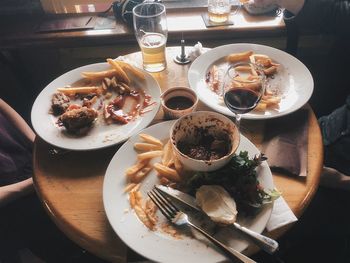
[139,133,163,147]
[106,58,131,84]
[133,165,153,183]
[82,69,117,80]
[247,75,261,81]
[124,183,137,193]
[254,102,267,112]
[145,210,157,226]
[250,64,258,76]
[159,176,170,185]
[114,60,145,81]
[137,150,163,161]
[132,183,141,192]
[162,140,174,167]
[249,54,269,64]
[233,76,258,83]
[252,54,269,59]
[135,205,155,230]
[265,89,274,96]
[145,197,157,212]
[233,80,262,90]
[261,96,281,106]
[134,143,162,151]
[57,86,101,95]
[234,65,252,72]
[174,157,183,174]
[263,66,278,76]
[129,191,136,208]
[257,58,273,67]
[134,190,143,203]
[227,51,253,63]
[153,163,181,182]
[125,161,149,178]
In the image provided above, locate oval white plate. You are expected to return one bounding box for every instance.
[188,43,314,120]
[31,62,161,151]
[103,120,274,263]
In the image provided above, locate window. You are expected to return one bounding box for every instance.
[40,0,114,13]
[40,0,209,14]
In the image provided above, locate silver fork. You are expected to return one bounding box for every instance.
[148,188,257,263]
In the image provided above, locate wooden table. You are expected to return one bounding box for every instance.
[33,47,323,263]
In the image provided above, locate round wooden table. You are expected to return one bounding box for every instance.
[33,47,323,263]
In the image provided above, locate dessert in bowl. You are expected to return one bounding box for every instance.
[170,111,240,172]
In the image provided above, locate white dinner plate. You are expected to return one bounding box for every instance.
[188,43,314,120]
[103,120,274,263]
[31,62,161,151]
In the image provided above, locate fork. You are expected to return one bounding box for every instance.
[148,188,257,263]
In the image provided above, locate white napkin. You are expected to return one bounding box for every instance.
[266,197,298,232]
[115,56,139,68]
[188,42,206,60]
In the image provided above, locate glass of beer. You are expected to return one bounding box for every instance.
[133,2,168,73]
[208,0,231,23]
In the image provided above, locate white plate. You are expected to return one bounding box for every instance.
[31,62,161,151]
[103,120,274,263]
[188,43,314,120]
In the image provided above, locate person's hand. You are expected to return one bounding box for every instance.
[243,0,280,15]
[252,0,305,15]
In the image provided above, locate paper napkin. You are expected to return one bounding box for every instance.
[266,197,298,232]
[262,109,309,177]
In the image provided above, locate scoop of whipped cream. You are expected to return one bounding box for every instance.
[196,185,238,225]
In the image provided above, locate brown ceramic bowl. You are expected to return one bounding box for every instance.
[170,111,240,172]
[161,87,198,120]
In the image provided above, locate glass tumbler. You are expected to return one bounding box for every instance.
[208,0,231,23]
[133,2,168,73]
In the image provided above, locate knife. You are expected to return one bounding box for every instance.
[156,185,279,255]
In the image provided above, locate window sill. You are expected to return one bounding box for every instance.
[0,8,285,50]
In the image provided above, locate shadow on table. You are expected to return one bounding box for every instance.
[253,186,350,263]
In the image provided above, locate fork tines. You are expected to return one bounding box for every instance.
[148,187,179,222]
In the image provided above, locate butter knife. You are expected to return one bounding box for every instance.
[156,185,279,254]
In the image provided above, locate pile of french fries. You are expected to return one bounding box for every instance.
[56,58,145,97]
[124,133,185,231]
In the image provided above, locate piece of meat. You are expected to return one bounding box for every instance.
[51,93,70,116]
[59,106,98,133]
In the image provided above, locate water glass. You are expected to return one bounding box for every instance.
[133,2,168,73]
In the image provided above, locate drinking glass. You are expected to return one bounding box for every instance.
[132,2,168,73]
[223,62,266,128]
[208,0,231,23]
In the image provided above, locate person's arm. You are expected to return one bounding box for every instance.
[0,99,35,206]
[0,99,35,143]
[285,0,350,36]
[251,0,305,15]
[0,178,34,207]
[278,0,305,15]
[254,0,350,36]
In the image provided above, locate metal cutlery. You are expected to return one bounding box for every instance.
[148,187,256,263]
[156,185,279,255]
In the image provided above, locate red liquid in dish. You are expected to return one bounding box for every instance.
[165,96,194,110]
